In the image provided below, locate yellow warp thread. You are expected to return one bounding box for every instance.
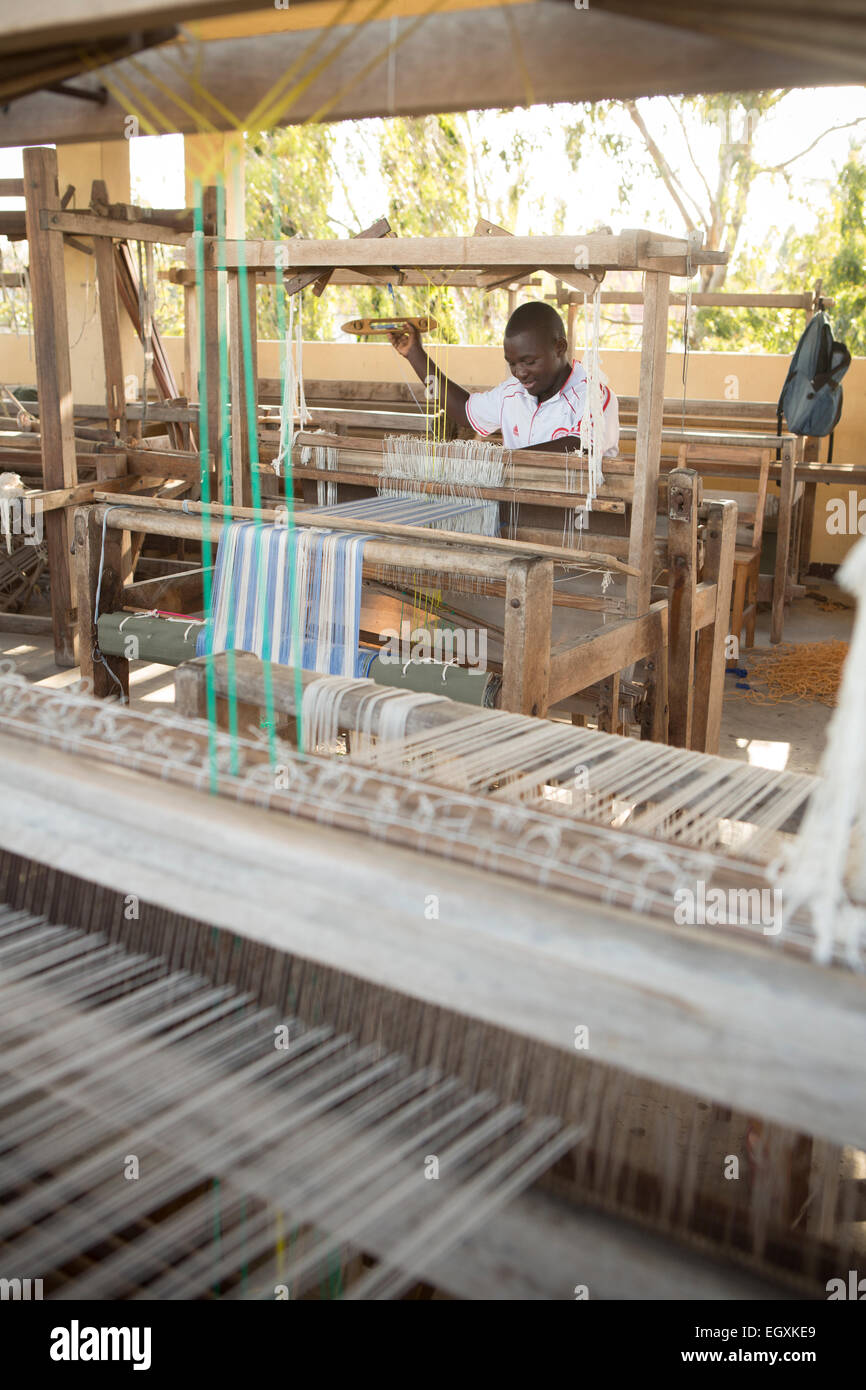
[738,641,850,707]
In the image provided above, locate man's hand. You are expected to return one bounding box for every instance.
[388,322,423,358]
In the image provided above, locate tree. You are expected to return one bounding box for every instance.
[564,93,866,350]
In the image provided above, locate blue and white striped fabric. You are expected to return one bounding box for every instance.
[196,521,368,677]
[304,495,489,530]
[196,496,487,678]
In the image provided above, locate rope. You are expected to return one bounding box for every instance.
[735,641,849,706]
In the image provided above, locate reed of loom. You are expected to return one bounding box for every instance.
[0,669,862,1298]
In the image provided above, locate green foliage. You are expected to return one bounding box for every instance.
[697,146,866,355]
[242,112,563,347]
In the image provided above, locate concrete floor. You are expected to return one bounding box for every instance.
[718,578,854,776]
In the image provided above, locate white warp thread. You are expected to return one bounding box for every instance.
[379,436,507,536]
[775,535,866,966]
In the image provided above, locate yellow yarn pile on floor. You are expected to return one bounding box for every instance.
[738,641,850,706]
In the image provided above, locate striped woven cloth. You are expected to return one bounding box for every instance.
[196,522,368,676]
[196,498,483,677]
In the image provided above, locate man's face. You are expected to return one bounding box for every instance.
[503,329,568,397]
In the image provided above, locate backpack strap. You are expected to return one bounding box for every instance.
[828,429,835,465]
[776,402,783,462]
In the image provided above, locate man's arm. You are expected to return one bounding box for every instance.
[389,323,470,429]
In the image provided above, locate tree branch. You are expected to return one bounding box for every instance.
[766,118,866,173]
[665,96,713,223]
[625,99,696,232]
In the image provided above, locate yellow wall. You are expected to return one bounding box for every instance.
[2,334,862,564]
[55,142,142,404]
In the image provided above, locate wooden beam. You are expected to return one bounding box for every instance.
[123,567,208,613]
[666,469,699,749]
[227,268,255,507]
[692,500,738,756]
[92,503,515,582]
[22,146,77,667]
[91,491,637,574]
[0,612,51,634]
[91,180,127,444]
[40,209,189,245]
[548,603,667,706]
[198,231,716,274]
[628,270,670,614]
[501,558,553,717]
[74,505,128,698]
[772,438,797,645]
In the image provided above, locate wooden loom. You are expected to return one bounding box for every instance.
[0,654,863,1299]
[75,464,734,751]
[14,157,736,748]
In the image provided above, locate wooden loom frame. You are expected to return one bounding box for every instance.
[75,475,734,749]
[193,228,734,747]
[15,158,734,749]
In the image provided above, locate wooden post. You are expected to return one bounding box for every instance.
[501,557,553,716]
[596,673,620,734]
[628,270,670,616]
[771,436,796,643]
[693,499,737,756]
[201,186,222,502]
[228,267,255,507]
[74,506,129,699]
[666,469,699,749]
[23,146,78,666]
[566,298,578,362]
[91,180,128,446]
[797,437,820,581]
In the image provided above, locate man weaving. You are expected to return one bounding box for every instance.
[390,300,619,455]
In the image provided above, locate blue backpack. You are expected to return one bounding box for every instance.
[777,311,850,459]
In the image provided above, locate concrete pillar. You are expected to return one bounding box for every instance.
[184,132,246,235]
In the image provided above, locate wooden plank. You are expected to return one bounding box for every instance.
[200,231,712,273]
[93,503,514,581]
[0,179,25,196]
[627,270,670,615]
[40,209,189,246]
[92,491,637,574]
[126,448,202,481]
[548,603,668,706]
[665,469,699,749]
[283,464,627,514]
[283,215,391,297]
[91,181,127,444]
[227,268,254,507]
[772,438,797,644]
[501,558,553,717]
[0,612,51,634]
[74,505,128,698]
[22,146,77,667]
[2,727,864,1157]
[201,186,221,503]
[692,500,738,756]
[31,471,136,512]
[123,566,208,613]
